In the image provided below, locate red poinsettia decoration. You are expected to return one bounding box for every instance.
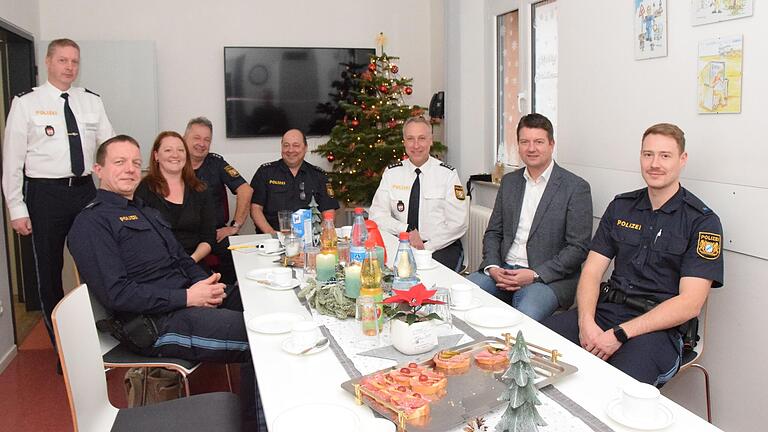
[382,283,445,324]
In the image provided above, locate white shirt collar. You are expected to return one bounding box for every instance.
[523,160,555,184]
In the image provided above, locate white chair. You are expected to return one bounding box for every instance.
[52,284,242,432]
[673,300,712,423]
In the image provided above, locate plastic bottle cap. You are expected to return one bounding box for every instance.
[399,232,410,241]
[355,207,364,214]
[323,211,334,220]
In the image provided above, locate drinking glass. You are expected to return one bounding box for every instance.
[355,296,380,349]
[426,287,452,328]
[304,246,319,280]
[278,210,293,236]
[337,239,350,267]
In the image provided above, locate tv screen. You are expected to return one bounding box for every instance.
[224,46,375,138]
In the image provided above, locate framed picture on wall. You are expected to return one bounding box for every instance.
[634,0,668,60]
[691,0,753,26]
[697,35,743,114]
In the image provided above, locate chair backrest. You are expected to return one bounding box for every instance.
[52,284,119,432]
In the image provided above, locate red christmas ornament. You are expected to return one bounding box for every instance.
[391,65,399,74]
[368,63,377,72]
[327,153,335,162]
[361,102,367,109]
[351,118,360,127]
[379,84,388,93]
[404,87,413,95]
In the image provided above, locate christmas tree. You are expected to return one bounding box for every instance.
[309,196,321,246]
[496,331,546,432]
[314,33,445,205]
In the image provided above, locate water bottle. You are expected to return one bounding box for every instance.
[392,232,418,290]
[349,207,369,264]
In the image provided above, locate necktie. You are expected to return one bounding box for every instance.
[61,93,84,176]
[407,168,421,231]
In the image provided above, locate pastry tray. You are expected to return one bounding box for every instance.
[340,335,577,431]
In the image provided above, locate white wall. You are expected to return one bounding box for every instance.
[0,0,39,374]
[37,0,442,205]
[447,1,767,430]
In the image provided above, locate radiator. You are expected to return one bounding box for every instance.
[465,205,492,273]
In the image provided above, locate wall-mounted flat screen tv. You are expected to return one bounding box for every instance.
[224,46,375,138]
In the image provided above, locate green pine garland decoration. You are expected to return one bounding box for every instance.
[314,33,445,205]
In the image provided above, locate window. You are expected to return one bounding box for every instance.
[496,0,559,167]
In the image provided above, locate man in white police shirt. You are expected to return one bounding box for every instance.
[544,123,724,387]
[2,38,114,352]
[369,116,468,271]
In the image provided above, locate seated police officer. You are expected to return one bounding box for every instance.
[543,123,724,386]
[369,116,468,271]
[68,135,262,428]
[250,128,339,233]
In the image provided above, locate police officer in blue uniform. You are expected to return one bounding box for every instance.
[68,135,262,428]
[250,129,339,233]
[544,123,724,386]
[2,39,114,351]
[185,117,253,284]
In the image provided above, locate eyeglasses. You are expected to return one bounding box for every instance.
[299,182,306,201]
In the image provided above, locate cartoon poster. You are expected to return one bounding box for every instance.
[697,35,743,114]
[635,0,668,60]
[691,0,753,26]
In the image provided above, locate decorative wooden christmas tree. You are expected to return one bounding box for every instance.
[309,196,321,246]
[496,331,547,432]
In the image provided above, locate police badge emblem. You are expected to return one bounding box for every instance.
[397,200,405,212]
[224,165,240,178]
[454,185,466,200]
[45,125,55,136]
[696,232,721,260]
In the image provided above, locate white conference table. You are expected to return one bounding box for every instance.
[231,233,721,431]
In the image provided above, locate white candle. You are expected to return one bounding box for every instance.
[317,253,337,281]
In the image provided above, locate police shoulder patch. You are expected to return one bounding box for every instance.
[696,232,721,260]
[440,162,455,171]
[224,165,240,178]
[84,88,101,97]
[15,89,34,98]
[454,185,466,200]
[326,182,335,198]
[388,162,403,169]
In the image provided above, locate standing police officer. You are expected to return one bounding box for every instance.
[184,117,252,284]
[543,123,724,386]
[250,129,339,233]
[369,116,468,271]
[2,38,114,349]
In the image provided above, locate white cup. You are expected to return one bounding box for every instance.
[267,267,293,286]
[621,382,660,423]
[450,283,473,308]
[413,249,433,269]
[257,238,282,253]
[291,320,321,350]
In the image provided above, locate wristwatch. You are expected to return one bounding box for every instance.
[532,271,543,283]
[230,221,242,231]
[612,325,629,343]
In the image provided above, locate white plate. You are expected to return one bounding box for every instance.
[464,306,523,328]
[245,269,300,290]
[416,260,439,271]
[281,336,330,355]
[257,248,285,257]
[272,403,359,432]
[247,312,305,334]
[450,297,483,311]
[606,398,675,430]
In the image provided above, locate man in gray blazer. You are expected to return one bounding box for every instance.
[467,114,592,321]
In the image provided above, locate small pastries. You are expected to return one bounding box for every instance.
[389,362,427,384]
[433,350,471,373]
[473,345,509,367]
[409,369,448,395]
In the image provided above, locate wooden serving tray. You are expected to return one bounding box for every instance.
[340,336,577,431]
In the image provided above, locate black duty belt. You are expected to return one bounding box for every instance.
[26,176,92,187]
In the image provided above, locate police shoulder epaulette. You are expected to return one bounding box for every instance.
[84,88,101,97]
[682,190,713,215]
[439,162,455,171]
[15,89,34,98]
[615,188,645,200]
[260,161,274,168]
[208,152,223,160]
[387,162,403,169]
[305,162,326,175]
[83,200,101,209]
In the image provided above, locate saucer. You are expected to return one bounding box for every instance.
[416,260,439,271]
[247,312,305,334]
[257,248,285,257]
[464,306,523,328]
[282,336,330,355]
[450,297,482,311]
[245,269,300,290]
[606,398,674,430]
